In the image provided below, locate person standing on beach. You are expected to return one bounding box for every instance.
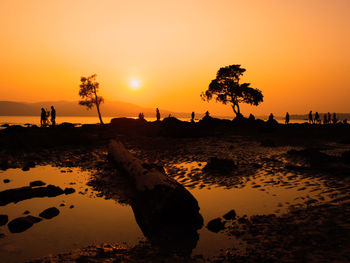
[315,112,320,124]
[308,111,313,124]
[156,108,161,121]
[40,108,46,127]
[323,114,328,124]
[328,112,331,123]
[191,112,195,122]
[285,112,290,124]
[51,106,56,126]
[332,113,337,124]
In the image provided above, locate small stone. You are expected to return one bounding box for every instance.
[59,203,65,207]
[22,166,30,171]
[223,210,236,220]
[39,207,60,219]
[207,218,226,233]
[64,188,75,195]
[23,210,30,215]
[8,216,42,233]
[69,205,74,209]
[29,180,46,187]
[3,179,10,183]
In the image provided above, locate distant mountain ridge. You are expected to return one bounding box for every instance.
[0,100,190,118]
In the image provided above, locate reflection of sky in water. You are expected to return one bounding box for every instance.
[0,166,143,263]
[0,163,345,262]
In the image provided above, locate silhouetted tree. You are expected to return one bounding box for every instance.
[79,74,104,124]
[201,65,263,118]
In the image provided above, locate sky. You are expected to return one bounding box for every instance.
[0,0,349,116]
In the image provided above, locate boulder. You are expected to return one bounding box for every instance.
[7,216,42,233]
[39,207,60,219]
[3,179,10,183]
[207,218,225,233]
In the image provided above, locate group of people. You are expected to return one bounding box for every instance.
[307,111,339,125]
[40,106,56,127]
[283,111,344,125]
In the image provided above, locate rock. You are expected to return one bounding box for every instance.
[7,216,42,233]
[64,188,75,195]
[204,157,237,173]
[69,205,74,209]
[23,210,30,215]
[0,214,8,226]
[29,180,46,187]
[59,203,65,207]
[22,161,35,171]
[39,207,60,219]
[287,148,333,166]
[0,185,65,206]
[207,218,226,233]
[3,179,10,183]
[223,210,236,220]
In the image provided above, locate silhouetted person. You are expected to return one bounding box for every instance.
[308,111,313,124]
[323,114,328,124]
[156,108,160,121]
[315,112,320,124]
[138,112,144,120]
[343,119,348,125]
[40,108,47,127]
[328,112,331,123]
[285,112,290,124]
[268,113,274,122]
[50,106,56,126]
[191,112,195,123]
[332,113,337,124]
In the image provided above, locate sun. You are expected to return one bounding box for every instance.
[130,78,140,90]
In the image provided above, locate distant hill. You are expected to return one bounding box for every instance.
[0,100,190,118]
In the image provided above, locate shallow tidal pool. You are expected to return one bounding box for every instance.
[0,163,344,262]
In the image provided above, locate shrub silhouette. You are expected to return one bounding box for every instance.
[201,65,263,117]
[78,74,104,124]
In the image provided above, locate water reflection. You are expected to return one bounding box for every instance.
[131,184,203,256]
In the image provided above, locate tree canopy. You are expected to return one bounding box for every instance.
[79,74,104,124]
[201,65,263,117]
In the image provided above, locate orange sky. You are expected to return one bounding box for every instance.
[0,0,349,116]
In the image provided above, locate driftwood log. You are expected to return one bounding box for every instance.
[108,140,203,254]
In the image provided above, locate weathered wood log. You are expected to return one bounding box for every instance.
[108,140,203,254]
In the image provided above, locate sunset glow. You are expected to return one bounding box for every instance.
[0,0,349,116]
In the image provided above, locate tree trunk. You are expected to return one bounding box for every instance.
[231,103,241,118]
[94,90,104,125]
[96,102,104,125]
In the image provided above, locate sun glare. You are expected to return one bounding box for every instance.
[130,79,140,90]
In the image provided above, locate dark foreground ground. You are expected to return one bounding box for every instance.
[0,117,350,262]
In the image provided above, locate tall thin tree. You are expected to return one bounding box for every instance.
[78,74,104,124]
